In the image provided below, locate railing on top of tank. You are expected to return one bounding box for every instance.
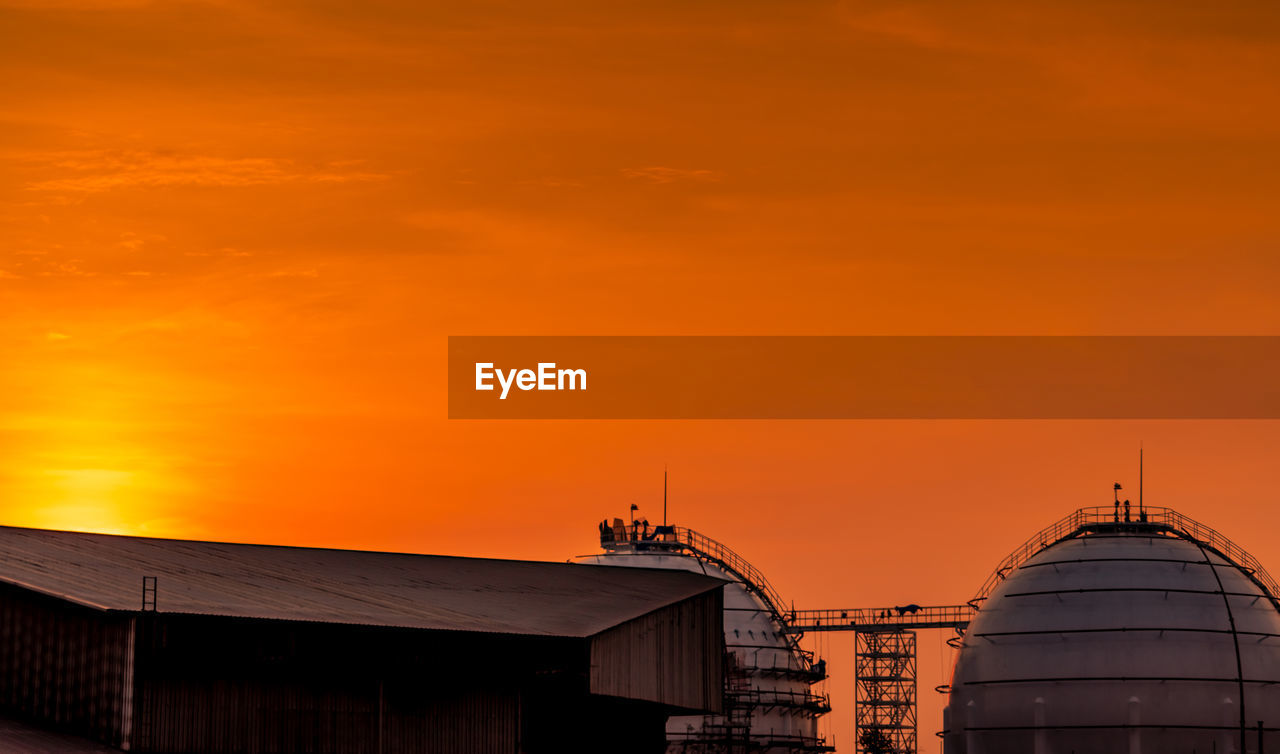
[970,506,1280,609]
[655,526,823,673]
[667,526,793,631]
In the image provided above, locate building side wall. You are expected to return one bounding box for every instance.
[0,583,134,748]
[590,588,724,714]
[134,677,519,754]
[521,691,669,754]
[131,615,531,754]
[389,688,518,754]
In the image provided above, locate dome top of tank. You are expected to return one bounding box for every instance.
[945,506,1280,754]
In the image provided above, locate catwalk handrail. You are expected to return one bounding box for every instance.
[970,506,1280,610]
[669,527,791,622]
[658,526,817,670]
[785,604,974,633]
[728,687,833,712]
[668,729,834,752]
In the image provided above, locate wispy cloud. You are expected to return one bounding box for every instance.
[184,247,252,258]
[22,150,388,193]
[621,166,721,184]
[117,231,167,251]
[832,1,1280,121]
[263,268,320,279]
[44,259,95,277]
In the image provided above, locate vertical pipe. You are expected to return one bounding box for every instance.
[1223,698,1236,754]
[966,700,980,754]
[1139,446,1144,513]
[120,617,136,751]
[1128,696,1141,754]
[1034,697,1048,754]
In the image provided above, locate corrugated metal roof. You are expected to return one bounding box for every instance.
[0,525,724,637]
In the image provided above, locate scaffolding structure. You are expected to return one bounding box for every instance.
[783,607,969,752]
[669,653,833,754]
[854,631,917,754]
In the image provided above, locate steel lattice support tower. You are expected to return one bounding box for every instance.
[854,630,917,754]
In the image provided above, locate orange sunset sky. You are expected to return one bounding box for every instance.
[2,1,1279,749]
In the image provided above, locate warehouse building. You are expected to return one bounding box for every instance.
[0,525,725,753]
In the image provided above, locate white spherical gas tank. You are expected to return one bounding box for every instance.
[581,523,831,753]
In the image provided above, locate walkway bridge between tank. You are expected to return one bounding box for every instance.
[783,604,973,634]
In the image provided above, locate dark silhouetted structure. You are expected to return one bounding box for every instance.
[0,525,725,753]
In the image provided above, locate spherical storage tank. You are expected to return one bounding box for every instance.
[581,518,832,753]
[944,507,1280,754]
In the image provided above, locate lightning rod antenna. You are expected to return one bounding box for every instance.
[1139,443,1144,513]
[663,467,668,527]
